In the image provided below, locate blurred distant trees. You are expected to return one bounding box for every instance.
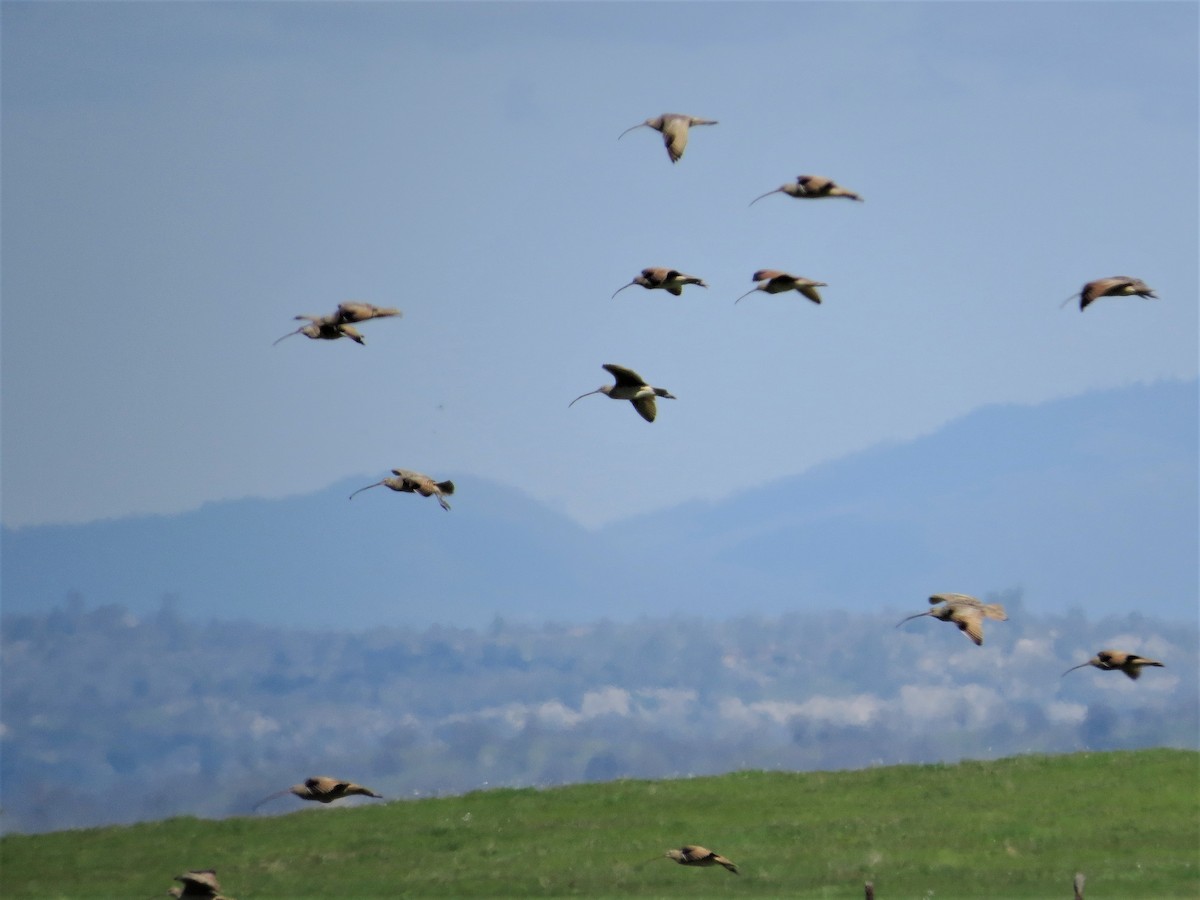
[2,591,1196,833]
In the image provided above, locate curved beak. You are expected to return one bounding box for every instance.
[348,481,385,500]
[895,611,931,628]
[749,189,781,207]
[733,288,759,304]
[569,389,602,408]
[611,281,636,299]
[272,329,302,346]
[1061,662,1090,677]
[618,123,647,140]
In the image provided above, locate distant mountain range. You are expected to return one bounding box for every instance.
[4,379,1196,629]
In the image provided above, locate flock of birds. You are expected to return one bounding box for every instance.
[161,110,1167,897]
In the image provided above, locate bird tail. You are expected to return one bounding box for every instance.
[717,858,739,875]
[437,481,455,496]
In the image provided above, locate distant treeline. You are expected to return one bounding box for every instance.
[2,591,1196,834]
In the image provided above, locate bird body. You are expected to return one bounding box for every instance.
[897,593,1007,645]
[664,845,739,874]
[274,315,366,346]
[618,113,717,163]
[570,363,675,422]
[750,174,863,205]
[167,869,229,899]
[612,268,708,298]
[735,270,827,304]
[1062,649,1164,680]
[252,776,384,811]
[349,469,455,510]
[1073,276,1156,311]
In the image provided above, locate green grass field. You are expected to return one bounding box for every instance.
[2,749,1197,898]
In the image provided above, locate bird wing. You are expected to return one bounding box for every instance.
[752,269,786,282]
[679,845,709,861]
[930,592,979,606]
[666,285,683,296]
[796,175,830,195]
[797,282,823,304]
[603,364,648,388]
[631,395,658,422]
[661,118,689,162]
[952,609,985,645]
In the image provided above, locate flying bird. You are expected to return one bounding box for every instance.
[662,845,739,874]
[896,593,1008,646]
[735,270,827,304]
[1062,650,1164,680]
[611,268,708,299]
[749,174,864,205]
[349,469,455,511]
[1065,276,1157,311]
[569,363,676,423]
[618,113,718,163]
[166,869,229,899]
[273,315,366,346]
[252,776,384,811]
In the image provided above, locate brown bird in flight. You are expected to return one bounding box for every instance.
[1062,649,1165,680]
[618,113,718,163]
[252,776,384,812]
[896,593,1008,646]
[349,469,455,511]
[662,845,739,874]
[735,270,827,304]
[749,174,864,205]
[612,267,708,299]
[166,869,230,899]
[273,315,365,346]
[1065,276,1157,311]
[570,364,676,423]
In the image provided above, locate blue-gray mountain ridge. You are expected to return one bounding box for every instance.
[2,379,1195,629]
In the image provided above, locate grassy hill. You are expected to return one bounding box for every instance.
[2,750,1197,898]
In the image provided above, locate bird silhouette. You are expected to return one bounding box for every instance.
[569,364,676,423]
[1062,650,1164,680]
[618,113,718,163]
[252,776,384,811]
[735,269,827,304]
[349,469,455,511]
[1065,276,1156,311]
[749,174,863,205]
[896,593,1008,645]
[662,845,739,874]
[611,268,708,298]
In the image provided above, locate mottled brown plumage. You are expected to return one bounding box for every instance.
[165,869,229,899]
[569,364,676,423]
[749,174,864,205]
[1062,649,1164,680]
[611,268,708,299]
[349,469,455,511]
[735,270,827,305]
[618,113,718,163]
[896,593,1008,645]
[664,844,739,874]
[252,775,384,811]
[1070,276,1156,311]
[333,302,403,323]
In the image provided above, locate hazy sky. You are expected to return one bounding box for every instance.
[3,2,1197,530]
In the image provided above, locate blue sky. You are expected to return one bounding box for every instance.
[3,2,1197,530]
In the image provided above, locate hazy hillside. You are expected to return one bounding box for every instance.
[3,379,1195,628]
[3,595,1196,834]
[3,750,1197,898]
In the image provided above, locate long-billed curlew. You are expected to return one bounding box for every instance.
[349,469,455,511]
[334,302,403,324]
[749,174,864,205]
[569,364,675,423]
[896,593,1008,646]
[735,270,827,304]
[611,268,708,299]
[273,315,366,346]
[166,869,230,899]
[1065,276,1157,311]
[618,113,717,163]
[252,776,384,812]
[1062,649,1164,680]
[662,845,739,874]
